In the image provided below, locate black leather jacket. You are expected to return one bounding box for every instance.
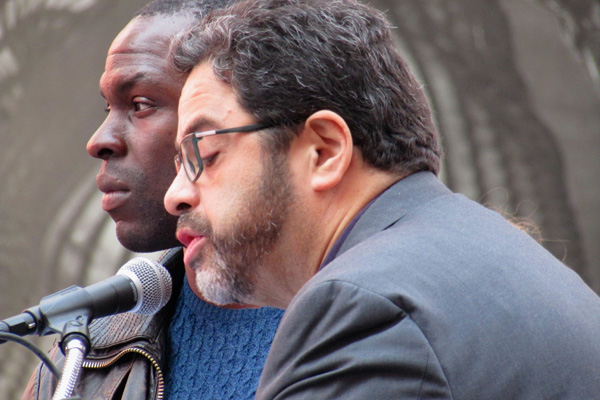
[22,248,184,400]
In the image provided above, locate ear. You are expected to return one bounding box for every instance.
[302,110,353,191]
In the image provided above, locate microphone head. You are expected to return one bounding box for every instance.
[117,258,173,315]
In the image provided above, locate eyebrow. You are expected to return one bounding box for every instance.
[181,117,218,137]
[117,72,146,94]
[175,117,210,149]
[100,72,147,99]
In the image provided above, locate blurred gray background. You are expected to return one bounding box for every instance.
[1,0,599,398]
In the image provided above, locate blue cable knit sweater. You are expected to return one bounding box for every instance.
[164,277,284,399]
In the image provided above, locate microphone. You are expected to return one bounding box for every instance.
[0,258,172,338]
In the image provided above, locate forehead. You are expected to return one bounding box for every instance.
[101,15,192,93]
[178,63,247,137]
[109,14,190,58]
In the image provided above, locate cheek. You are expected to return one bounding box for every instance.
[136,140,177,191]
[199,184,246,229]
[195,136,266,222]
[200,165,262,227]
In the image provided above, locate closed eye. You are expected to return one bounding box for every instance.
[201,153,218,168]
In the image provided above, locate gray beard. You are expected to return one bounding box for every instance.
[180,148,293,305]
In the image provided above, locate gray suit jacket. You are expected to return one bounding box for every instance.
[256,171,600,399]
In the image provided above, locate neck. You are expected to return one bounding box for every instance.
[318,168,402,267]
[253,166,402,309]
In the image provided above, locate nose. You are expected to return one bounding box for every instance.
[164,168,198,216]
[87,118,126,160]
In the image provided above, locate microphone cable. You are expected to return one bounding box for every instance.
[0,331,61,379]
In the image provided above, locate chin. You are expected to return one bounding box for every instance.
[192,261,254,306]
[194,270,239,305]
[117,229,160,253]
[118,238,154,253]
[116,221,179,253]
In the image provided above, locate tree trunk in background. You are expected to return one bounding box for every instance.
[373,0,592,281]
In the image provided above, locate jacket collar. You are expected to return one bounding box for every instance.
[335,171,451,258]
[88,247,185,349]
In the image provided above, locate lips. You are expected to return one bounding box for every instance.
[96,174,130,212]
[176,227,207,267]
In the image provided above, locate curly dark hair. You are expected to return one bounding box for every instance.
[173,0,442,175]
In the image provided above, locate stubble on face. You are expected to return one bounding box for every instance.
[179,146,293,305]
[113,165,179,252]
[95,15,190,253]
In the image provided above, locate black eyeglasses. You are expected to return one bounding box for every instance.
[174,123,272,183]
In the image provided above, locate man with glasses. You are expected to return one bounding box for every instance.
[23,0,283,399]
[164,0,600,398]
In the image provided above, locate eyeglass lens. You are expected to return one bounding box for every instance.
[181,135,202,182]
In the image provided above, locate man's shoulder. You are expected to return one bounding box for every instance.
[87,247,185,351]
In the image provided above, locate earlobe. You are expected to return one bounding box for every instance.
[304,110,353,192]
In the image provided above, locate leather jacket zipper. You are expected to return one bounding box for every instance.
[82,346,165,400]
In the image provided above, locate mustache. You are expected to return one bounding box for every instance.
[177,213,213,238]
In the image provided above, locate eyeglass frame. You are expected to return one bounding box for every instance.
[174,123,273,183]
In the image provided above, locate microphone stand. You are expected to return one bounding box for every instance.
[52,317,90,400]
